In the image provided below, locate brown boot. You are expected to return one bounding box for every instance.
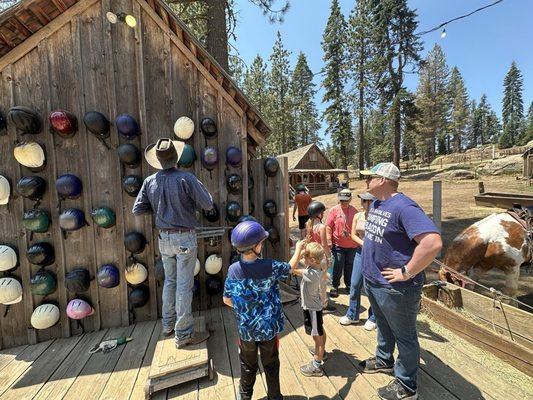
[176,331,210,349]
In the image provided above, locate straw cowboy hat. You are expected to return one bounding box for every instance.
[144,138,185,170]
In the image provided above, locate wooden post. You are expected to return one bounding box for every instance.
[433,180,442,257]
[478,181,485,194]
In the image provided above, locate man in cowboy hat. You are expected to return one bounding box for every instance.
[133,138,214,348]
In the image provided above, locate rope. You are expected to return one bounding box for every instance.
[433,258,533,312]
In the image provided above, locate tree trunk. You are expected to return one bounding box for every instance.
[358,68,365,172]
[205,0,229,71]
[392,96,401,166]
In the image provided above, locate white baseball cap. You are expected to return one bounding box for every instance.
[338,189,352,201]
[361,162,400,182]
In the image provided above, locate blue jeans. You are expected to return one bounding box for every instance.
[346,248,375,322]
[158,231,198,341]
[332,246,356,289]
[364,280,422,392]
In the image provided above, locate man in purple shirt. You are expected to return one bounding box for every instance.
[359,162,442,400]
[133,138,214,348]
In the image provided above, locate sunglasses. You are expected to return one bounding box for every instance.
[366,175,382,181]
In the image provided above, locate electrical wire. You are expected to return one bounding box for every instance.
[416,0,505,36]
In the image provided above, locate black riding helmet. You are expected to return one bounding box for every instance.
[27,242,55,267]
[124,231,147,254]
[129,284,149,308]
[263,200,277,218]
[122,175,142,197]
[16,176,46,201]
[118,143,141,168]
[8,106,42,135]
[65,267,91,293]
[307,201,326,218]
[83,111,110,148]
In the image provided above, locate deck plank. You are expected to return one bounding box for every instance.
[220,306,268,399]
[99,321,157,400]
[62,326,135,400]
[0,340,53,397]
[284,303,373,400]
[197,308,236,400]
[0,345,28,373]
[129,320,162,400]
[280,304,341,399]
[0,335,82,399]
[334,295,477,400]
[33,330,109,400]
[354,294,528,399]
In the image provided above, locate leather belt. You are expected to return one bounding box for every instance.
[160,227,194,233]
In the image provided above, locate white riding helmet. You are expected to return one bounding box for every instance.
[205,254,222,275]
[173,116,194,140]
[31,304,60,329]
[194,258,200,276]
[0,277,22,305]
[0,175,10,205]
[13,142,45,168]
[125,262,148,285]
[0,245,17,271]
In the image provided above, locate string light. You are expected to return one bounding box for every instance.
[416,0,504,37]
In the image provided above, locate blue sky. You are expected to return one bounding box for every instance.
[233,0,532,140]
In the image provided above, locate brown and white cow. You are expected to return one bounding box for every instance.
[439,212,531,298]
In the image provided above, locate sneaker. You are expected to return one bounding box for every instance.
[308,346,329,361]
[329,288,339,298]
[300,361,324,377]
[378,379,418,400]
[364,319,377,331]
[323,302,337,314]
[360,357,394,374]
[176,331,210,349]
[339,315,359,326]
[162,327,174,337]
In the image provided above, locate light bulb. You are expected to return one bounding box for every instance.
[106,12,118,24]
[125,15,137,28]
[440,28,447,38]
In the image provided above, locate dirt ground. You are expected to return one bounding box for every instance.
[289,175,533,308]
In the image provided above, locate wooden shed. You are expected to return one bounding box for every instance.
[0,0,289,350]
[279,143,347,195]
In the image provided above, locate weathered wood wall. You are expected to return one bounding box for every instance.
[0,0,287,349]
[294,146,334,170]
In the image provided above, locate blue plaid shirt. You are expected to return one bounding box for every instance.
[223,258,290,342]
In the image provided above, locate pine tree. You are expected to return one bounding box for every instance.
[322,0,352,169]
[520,101,533,145]
[228,53,245,86]
[371,0,422,165]
[348,0,375,170]
[465,99,477,149]
[243,55,270,114]
[289,52,321,146]
[501,61,524,148]
[265,32,295,154]
[448,67,469,153]
[414,44,450,161]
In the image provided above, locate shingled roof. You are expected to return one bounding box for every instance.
[0,0,270,146]
[278,143,336,171]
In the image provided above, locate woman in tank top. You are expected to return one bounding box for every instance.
[339,192,377,330]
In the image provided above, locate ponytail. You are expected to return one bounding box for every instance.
[305,217,314,241]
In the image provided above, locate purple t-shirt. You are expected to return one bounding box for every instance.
[362,193,439,288]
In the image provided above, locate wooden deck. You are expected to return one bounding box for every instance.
[0,293,531,400]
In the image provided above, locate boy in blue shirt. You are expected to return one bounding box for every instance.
[224,220,298,400]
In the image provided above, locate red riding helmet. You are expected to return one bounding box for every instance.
[49,110,78,138]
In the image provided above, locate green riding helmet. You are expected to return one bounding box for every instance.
[178,144,196,168]
[30,269,57,296]
[22,209,50,233]
[90,206,116,229]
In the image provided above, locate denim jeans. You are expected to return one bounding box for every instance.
[331,246,356,289]
[364,280,422,392]
[346,248,375,322]
[158,230,198,341]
